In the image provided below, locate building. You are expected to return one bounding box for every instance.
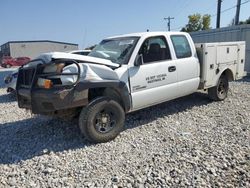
[0,40,78,59]
[191,24,250,73]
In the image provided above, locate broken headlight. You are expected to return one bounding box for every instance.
[37,61,80,89]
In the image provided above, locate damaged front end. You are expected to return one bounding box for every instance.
[16,58,88,115]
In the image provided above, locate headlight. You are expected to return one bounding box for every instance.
[43,63,65,73]
[60,64,78,84]
[37,62,80,89]
[37,78,53,89]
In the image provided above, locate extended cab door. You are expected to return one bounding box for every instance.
[128,35,178,111]
[170,34,200,97]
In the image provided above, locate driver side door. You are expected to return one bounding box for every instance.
[128,35,178,111]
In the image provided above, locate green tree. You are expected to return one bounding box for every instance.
[239,17,250,24]
[247,17,250,24]
[181,14,211,32]
[202,14,211,30]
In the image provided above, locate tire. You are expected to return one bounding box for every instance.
[6,64,11,68]
[79,97,125,143]
[208,75,229,101]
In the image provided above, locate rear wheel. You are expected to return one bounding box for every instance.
[208,75,229,101]
[6,64,11,68]
[79,97,125,143]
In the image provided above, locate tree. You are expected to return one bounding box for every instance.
[239,17,250,25]
[181,14,211,32]
[246,17,250,24]
[202,14,211,30]
[230,17,250,25]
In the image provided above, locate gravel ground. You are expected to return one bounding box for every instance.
[0,74,249,187]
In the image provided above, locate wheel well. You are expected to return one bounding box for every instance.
[88,87,105,101]
[222,69,234,81]
[88,87,125,109]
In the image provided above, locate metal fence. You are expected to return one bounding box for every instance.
[191,24,250,73]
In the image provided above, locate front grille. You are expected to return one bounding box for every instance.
[19,67,36,88]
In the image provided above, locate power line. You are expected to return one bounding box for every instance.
[241,0,250,5]
[172,26,183,31]
[172,0,250,31]
[171,0,192,31]
[211,0,250,17]
[211,6,235,17]
[174,0,192,18]
[203,1,218,14]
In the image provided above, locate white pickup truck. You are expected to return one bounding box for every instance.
[16,32,246,143]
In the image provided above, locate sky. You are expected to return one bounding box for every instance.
[0,0,249,48]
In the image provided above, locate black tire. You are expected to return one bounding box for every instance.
[6,64,11,68]
[79,97,125,143]
[208,75,229,101]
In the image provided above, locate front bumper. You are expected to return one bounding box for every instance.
[18,87,88,115]
[16,59,85,115]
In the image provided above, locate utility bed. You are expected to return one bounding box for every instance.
[196,42,246,89]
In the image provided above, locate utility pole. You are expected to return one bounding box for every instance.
[216,0,222,28]
[164,17,174,31]
[235,0,241,25]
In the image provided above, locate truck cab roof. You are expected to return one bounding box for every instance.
[106,31,189,39]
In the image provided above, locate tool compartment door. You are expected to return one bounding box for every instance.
[236,43,246,79]
[203,45,217,87]
[216,44,238,65]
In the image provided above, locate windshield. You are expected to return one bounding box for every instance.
[88,37,139,65]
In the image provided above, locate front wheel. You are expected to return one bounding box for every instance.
[79,97,125,143]
[208,75,229,101]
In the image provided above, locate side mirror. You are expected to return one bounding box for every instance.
[134,54,143,67]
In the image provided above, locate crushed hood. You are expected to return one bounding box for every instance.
[28,52,120,68]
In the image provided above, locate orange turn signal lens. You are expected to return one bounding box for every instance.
[44,79,52,89]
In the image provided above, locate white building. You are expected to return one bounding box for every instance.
[0,40,78,59]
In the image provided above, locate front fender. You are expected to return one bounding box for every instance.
[75,80,131,112]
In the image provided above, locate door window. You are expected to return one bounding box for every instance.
[171,35,192,59]
[139,36,171,63]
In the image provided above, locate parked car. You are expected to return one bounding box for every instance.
[16,31,246,143]
[1,56,15,67]
[4,69,18,93]
[1,57,30,68]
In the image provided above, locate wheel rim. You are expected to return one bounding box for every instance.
[94,108,117,133]
[217,80,227,98]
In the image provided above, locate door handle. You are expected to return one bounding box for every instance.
[168,66,176,72]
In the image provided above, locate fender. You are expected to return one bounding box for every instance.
[74,80,131,112]
[215,68,234,85]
